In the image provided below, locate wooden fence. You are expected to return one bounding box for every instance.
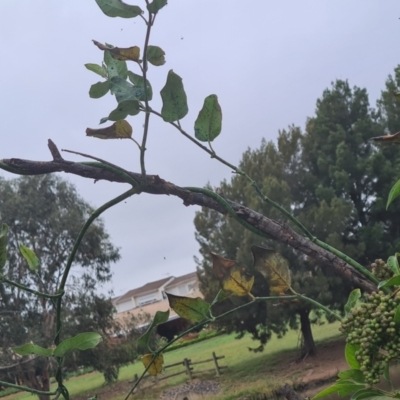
[131,352,226,391]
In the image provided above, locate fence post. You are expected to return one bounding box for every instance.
[212,352,221,377]
[183,358,193,380]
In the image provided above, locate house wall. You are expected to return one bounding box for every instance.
[114,274,202,327]
[114,298,178,325]
[116,299,134,313]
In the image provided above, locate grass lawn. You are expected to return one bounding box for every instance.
[3,321,343,400]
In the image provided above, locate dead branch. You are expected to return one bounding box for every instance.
[0,140,376,293]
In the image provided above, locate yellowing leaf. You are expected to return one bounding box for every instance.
[167,294,210,322]
[86,120,132,139]
[251,245,291,295]
[211,253,254,296]
[111,46,140,62]
[141,353,163,376]
[93,40,141,62]
[147,45,166,66]
[371,131,400,146]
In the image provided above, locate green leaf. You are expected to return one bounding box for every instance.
[85,63,107,78]
[53,332,102,357]
[387,178,400,209]
[351,389,392,400]
[13,343,53,357]
[387,254,400,275]
[104,50,128,80]
[312,383,365,400]
[147,0,167,14]
[378,275,400,289]
[167,293,211,322]
[110,77,144,103]
[344,289,361,315]
[94,0,143,18]
[137,310,170,350]
[19,245,40,272]
[89,81,110,99]
[211,289,229,307]
[160,70,188,122]
[394,304,400,325]
[0,223,8,272]
[127,71,153,101]
[345,343,361,369]
[338,369,365,383]
[100,100,140,124]
[194,95,222,142]
[147,45,166,66]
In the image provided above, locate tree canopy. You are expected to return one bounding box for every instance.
[194,72,400,356]
[0,175,121,394]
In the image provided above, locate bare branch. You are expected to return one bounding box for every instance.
[0,141,376,293]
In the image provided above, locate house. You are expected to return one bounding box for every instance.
[112,271,202,338]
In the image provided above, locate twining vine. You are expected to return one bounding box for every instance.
[1,1,400,400]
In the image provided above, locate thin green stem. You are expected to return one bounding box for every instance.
[0,161,42,176]
[314,238,379,286]
[53,187,139,393]
[124,319,208,399]
[296,294,342,321]
[148,109,239,171]
[0,380,57,396]
[139,10,153,180]
[184,186,271,239]
[129,137,142,149]
[55,186,139,344]
[150,109,377,287]
[0,276,63,299]
[245,176,316,240]
[61,151,139,187]
[126,289,341,397]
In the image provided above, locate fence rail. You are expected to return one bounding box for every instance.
[131,352,226,391]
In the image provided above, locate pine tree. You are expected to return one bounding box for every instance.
[195,77,400,357]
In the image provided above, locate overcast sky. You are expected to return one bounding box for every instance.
[0,1,399,297]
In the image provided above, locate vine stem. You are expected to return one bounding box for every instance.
[53,187,140,392]
[148,109,239,171]
[126,291,341,397]
[124,319,208,400]
[149,109,378,287]
[62,150,139,187]
[0,380,57,396]
[0,276,63,299]
[139,9,153,180]
[183,186,271,239]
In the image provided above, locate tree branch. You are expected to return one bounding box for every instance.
[0,140,376,293]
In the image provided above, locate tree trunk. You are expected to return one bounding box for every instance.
[298,308,316,358]
[18,360,51,400]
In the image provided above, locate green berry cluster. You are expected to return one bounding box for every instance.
[340,290,400,384]
[371,259,393,281]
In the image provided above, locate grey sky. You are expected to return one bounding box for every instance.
[0,1,399,297]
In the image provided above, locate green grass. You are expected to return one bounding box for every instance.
[3,322,343,400]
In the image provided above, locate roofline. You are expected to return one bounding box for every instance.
[115,276,174,304]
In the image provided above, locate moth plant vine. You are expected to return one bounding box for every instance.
[1,1,400,400]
